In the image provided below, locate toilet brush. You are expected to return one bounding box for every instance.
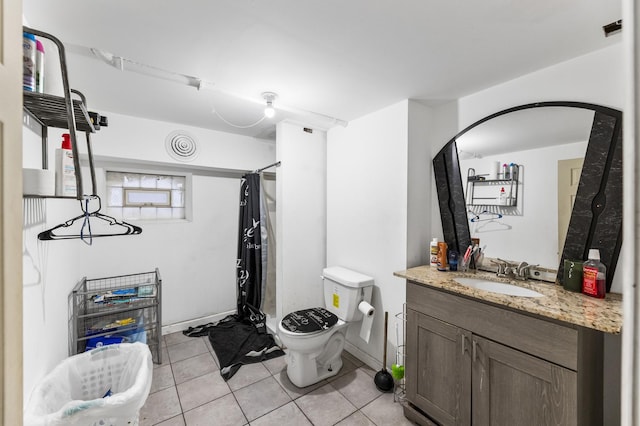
[374,311,394,392]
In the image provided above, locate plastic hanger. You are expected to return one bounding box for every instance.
[38,196,142,244]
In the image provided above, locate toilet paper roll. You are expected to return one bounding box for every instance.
[358,301,375,343]
[488,161,500,180]
[23,168,55,196]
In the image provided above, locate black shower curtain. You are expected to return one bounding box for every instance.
[236,173,262,320]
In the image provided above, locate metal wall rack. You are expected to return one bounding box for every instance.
[465,166,520,207]
[22,26,107,199]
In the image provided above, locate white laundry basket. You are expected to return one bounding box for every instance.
[24,342,153,426]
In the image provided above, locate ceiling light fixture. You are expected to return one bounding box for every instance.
[262,92,278,118]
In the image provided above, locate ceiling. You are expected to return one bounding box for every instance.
[456,106,595,158]
[22,0,622,140]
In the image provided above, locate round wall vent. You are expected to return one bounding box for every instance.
[165,130,199,162]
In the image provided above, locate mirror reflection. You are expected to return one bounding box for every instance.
[455,107,595,270]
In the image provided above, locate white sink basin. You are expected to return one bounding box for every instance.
[454,277,544,298]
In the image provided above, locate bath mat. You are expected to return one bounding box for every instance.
[186,315,284,381]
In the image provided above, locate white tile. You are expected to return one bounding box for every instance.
[226,362,271,391]
[156,415,186,426]
[295,383,357,426]
[262,354,286,375]
[167,338,208,363]
[164,331,194,347]
[177,372,231,412]
[234,376,291,421]
[330,368,382,408]
[139,386,182,426]
[334,411,376,426]
[250,401,311,426]
[183,393,247,426]
[150,364,175,394]
[360,392,413,425]
[172,352,217,385]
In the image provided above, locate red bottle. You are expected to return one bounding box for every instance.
[582,249,606,298]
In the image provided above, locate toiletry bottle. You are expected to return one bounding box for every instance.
[437,241,448,271]
[35,39,45,93]
[55,133,77,197]
[498,187,506,205]
[23,32,36,92]
[509,163,517,181]
[448,250,459,271]
[582,249,606,298]
[502,163,508,179]
[430,238,439,268]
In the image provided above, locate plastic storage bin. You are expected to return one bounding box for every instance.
[24,342,153,426]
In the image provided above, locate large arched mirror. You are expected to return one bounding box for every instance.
[433,101,622,290]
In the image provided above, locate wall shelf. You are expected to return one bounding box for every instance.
[23,91,96,133]
[22,26,107,199]
[466,166,520,207]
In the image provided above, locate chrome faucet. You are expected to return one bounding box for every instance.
[492,258,514,278]
[514,262,538,281]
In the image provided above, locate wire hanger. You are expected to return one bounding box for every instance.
[38,195,142,244]
[469,210,503,222]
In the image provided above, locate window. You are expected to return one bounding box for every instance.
[106,170,189,220]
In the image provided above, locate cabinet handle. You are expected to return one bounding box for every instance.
[461,334,468,356]
[472,339,477,362]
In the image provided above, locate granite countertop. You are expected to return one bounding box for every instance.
[394,265,623,334]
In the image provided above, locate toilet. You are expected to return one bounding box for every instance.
[277,266,374,388]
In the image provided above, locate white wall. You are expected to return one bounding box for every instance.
[22,112,275,403]
[457,43,625,126]
[407,100,433,268]
[275,121,327,319]
[327,100,433,366]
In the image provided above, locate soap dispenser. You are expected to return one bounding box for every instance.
[55,133,76,197]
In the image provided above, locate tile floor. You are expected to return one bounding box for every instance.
[139,331,414,426]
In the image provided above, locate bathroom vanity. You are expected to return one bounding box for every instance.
[394,266,622,426]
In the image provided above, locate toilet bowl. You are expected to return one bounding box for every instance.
[277,266,374,388]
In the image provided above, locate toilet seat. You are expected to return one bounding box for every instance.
[280,307,338,335]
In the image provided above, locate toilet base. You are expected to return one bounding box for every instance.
[285,332,345,388]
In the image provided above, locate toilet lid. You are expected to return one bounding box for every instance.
[281,307,338,334]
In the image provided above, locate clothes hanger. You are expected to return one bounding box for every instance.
[38,195,142,244]
[469,210,503,222]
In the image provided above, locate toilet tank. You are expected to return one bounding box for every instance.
[322,266,374,322]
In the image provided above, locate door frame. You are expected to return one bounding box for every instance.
[1,0,25,424]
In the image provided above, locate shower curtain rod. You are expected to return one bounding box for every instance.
[253,161,281,173]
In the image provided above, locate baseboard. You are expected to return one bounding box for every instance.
[345,340,381,371]
[161,310,235,335]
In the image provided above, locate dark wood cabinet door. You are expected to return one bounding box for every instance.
[406,308,471,426]
[472,335,577,426]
